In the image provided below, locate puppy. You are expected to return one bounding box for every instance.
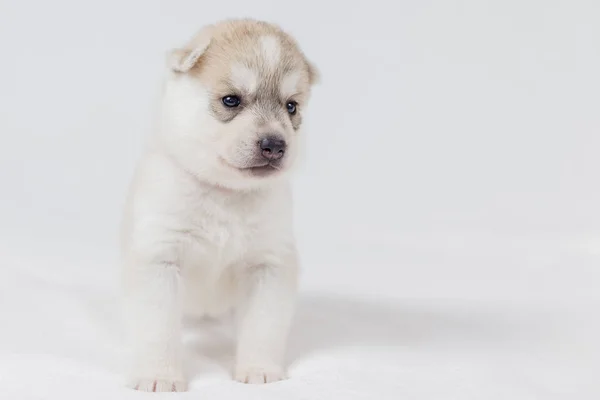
[120,19,319,392]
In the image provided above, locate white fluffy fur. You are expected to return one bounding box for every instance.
[231,64,258,93]
[120,30,308,391]
[260,35,281,70]
[281,71,302,98]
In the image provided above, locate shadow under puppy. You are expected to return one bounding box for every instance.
[120,18,319,392]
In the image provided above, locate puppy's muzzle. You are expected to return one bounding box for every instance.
[259,135,286,161]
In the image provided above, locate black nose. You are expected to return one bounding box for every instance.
[259,136,286,160]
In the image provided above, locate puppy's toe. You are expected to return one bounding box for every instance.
[131,378,187,392]
[234,365,286,384]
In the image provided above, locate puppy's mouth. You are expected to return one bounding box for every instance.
[241,161,283,176]
[220,157,283,177]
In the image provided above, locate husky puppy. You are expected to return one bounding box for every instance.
[120,19,319,392]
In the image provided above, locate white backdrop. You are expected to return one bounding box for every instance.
[0,1,599,399]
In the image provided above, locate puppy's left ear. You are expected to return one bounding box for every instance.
[307,60,321,85]
[167,25,214,73]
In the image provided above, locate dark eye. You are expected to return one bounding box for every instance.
[222,95,241,108]
[286,101,297,115]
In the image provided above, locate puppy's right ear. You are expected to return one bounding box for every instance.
[167,25,214,73]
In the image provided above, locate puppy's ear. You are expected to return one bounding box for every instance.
[307,60,321,85]
[167,25,214,73]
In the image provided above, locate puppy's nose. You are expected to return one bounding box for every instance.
[259,136,286,160]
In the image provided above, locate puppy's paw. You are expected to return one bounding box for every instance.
[131,378,187,392]
[234,365,286,384]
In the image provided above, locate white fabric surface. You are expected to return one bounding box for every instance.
[0,240,598,400]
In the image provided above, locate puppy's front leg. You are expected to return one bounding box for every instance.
[123,260,187,392]
[234,260,298,384]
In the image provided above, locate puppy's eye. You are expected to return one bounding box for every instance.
[222,95,241,108]
[286,101,297,115]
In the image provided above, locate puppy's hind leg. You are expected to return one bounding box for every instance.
[123,259,187,392]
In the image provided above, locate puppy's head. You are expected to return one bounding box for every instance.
[160,19,319,190]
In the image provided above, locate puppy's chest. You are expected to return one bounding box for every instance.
[182,196,263,267]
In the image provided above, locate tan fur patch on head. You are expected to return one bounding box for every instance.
[189,19,314,94]
[177,19,317,131]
